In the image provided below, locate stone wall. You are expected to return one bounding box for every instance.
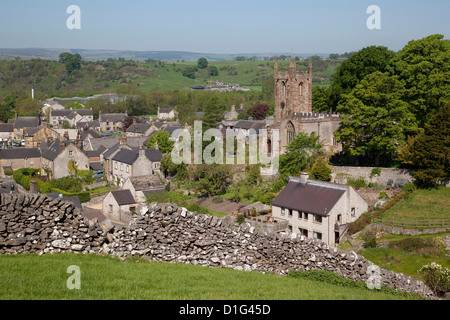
[332,166,413,187]
[0,194,434,298]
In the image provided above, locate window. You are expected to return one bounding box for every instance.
[299,82,303,96]
[114,162,118,170]
[351,207,356,217]
[313,215,322,224]
[298,228,308,237]
[126,165,129,173]
[288,225,292,233]
[288,209,292,218]
[281,208,285,215]
[303,212,308,220]
[120,164,123,171]
[337,214,342,224]
[30,160,34,165]
[286,121,295,145]
[109,205,113,213]
[297,211,302,219]
[313,232,322,240]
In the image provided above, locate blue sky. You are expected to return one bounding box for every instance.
[0,0,449,54]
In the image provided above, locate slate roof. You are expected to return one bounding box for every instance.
[271,181,347,217]
[41,139,62,161]
[99,113,127,123]
[126,122,152,134]
[13,117,40,129]
[90,161,103,171]
[111,189,136,206]
[0,148,41,159]
[111,148,162,165]
[126,175,164,191]
[0,124,13,132]
[159,108,174,113]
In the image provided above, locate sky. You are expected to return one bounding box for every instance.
[0,0,449,54]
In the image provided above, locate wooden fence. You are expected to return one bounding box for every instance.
[374,217,450,229]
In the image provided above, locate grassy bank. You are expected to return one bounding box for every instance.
[0,253,417,300]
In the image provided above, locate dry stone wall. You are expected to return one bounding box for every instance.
[0,194,434,298]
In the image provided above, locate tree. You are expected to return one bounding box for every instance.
[182,66,198,79]
[336,71,418,166]
[192,164,232,196]
[197,58,208,69]
[251,104,269,120]
[279,131,323,177]
[390,34,450,126]
[329,46,396,109]
[147,131,174,154]
[310,157,332,181]
[312,86,331,112]
[59,52,82,74]
[201,95,223,131]
[209,65,219,76]
[399,102,450,187]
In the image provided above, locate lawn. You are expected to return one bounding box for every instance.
[378,186,450,221]
[0,253,417,300]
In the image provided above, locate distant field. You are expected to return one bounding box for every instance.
[0,58,341,97]
[0,253,415,300]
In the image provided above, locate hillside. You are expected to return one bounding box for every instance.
[0,58,342,98]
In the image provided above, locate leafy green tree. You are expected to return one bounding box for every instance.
[336,71,418,166]
[312,86,331,112]
[160,153,187,178]
[209,65,219,76]
[59,52,82,74]
[399,102,450,187]
[310,157,332,181]
[279,131,323,177]
[197,58,209,69]
[390,34,450,126]
[147,131,174,154]
[192,164,232,196]
[182,66,198,79]
[329,46,396,109]
[201,95,223,131]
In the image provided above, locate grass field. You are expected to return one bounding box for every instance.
[0,253,418,300]
[378,187,450,221]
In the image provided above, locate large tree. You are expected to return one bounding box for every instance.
[335,71,418,166]
[279,131,323,177]
[390,34,450,126]
[147,131,174,154]
[399,102,450,187]
[329,46,396,109]
[59,52,82,74]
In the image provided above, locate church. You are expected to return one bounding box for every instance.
[270,58,342,156]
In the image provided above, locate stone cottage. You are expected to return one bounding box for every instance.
[102,189,136,222]
[98,112,128,132]
[122,175,165,203]
[41,139,90,179]
[0,148,41,177]
[157,107,178,121]
[271,173,368,245]
[110,147,162,186]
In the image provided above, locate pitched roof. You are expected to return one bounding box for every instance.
[111,189,136,206]
[126,122,152,134]
[41,139,62,161]
[0,148,41,159]
[111,148,138,165]
[0,124,13,133]
[99,113,127,123]
[144,148,163,162]
[159,108,174,113]
[13,117,40,129]
[271,181,346,217]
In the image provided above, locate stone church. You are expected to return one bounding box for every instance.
[270,58,341,155]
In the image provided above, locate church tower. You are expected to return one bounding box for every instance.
[274,57,313,125]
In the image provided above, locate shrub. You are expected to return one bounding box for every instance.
[370,167,381,178]
[347,177,368,188]
[235,214,245,225]
[3,170,13,176]
[402,183,415,192]
[49,176,83,193]
[362,231,377,248]
[379,191,387,199]
[388,237,445,254]
[418,262,450,296]
[348,212,371,234]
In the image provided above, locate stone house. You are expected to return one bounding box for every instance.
[0,148,41,177]
[49,109,94,128]
[110,147,162,187]
[102,189,136,222]
[99,112,128,132]
[23,121,61,149]
[0,124,14,146]
[271,173,368,245]
[9,116,40,141]
[122,175,165,203]
[41,139,90,179]
[157,107,177,121]
[125,120,156,137]
[224,104,247,120]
